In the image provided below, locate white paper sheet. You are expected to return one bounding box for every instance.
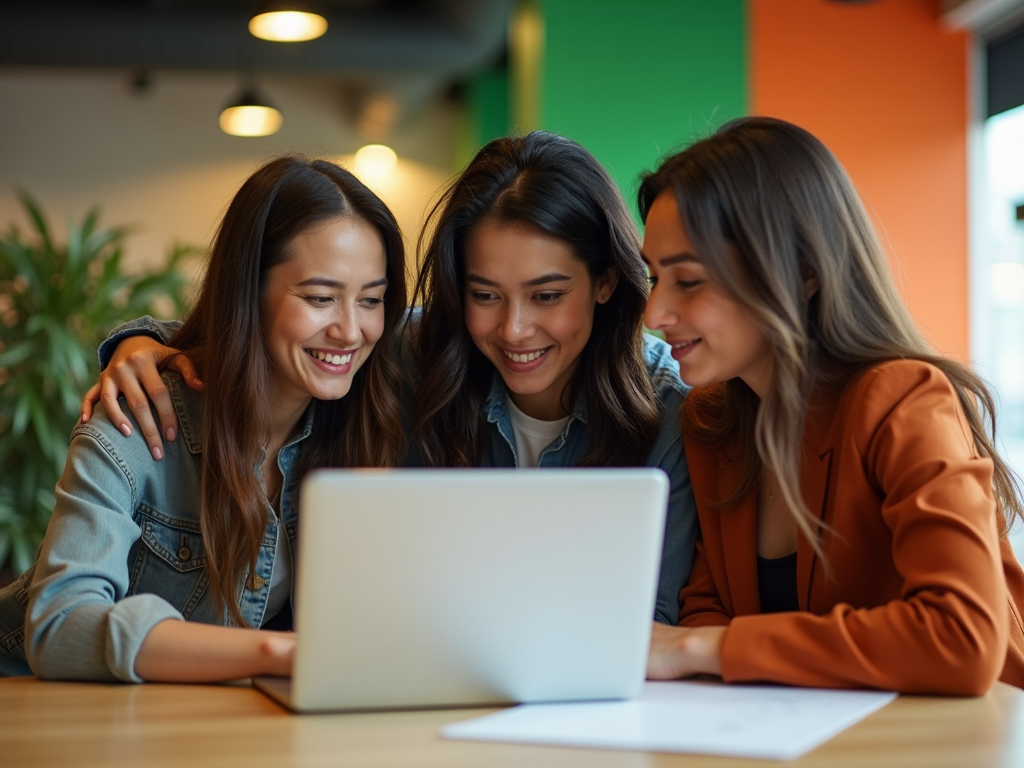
[441,681,896,760]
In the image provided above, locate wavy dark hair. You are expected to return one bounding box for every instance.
[168,156,407,625]
[412,131,660,467]
[638,116,1023,554]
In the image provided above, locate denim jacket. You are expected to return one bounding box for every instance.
[93,317,697,624]
[472,336,696,625]
[0,373,309,680]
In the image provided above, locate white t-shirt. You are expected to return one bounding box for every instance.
[505,393,570,468]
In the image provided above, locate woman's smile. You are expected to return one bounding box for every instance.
[304,347,358,371]
[501,346,552,369]
[666,337,701,361]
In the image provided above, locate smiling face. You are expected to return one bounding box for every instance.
[642,191,772,398]
[463,220,617,421]
[261,214,388,419]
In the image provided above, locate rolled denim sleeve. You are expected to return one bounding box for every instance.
[647,384,697,625]
[25,419,183,682]
[98,316,183,370]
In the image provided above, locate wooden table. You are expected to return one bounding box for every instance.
[2,677,1023,768]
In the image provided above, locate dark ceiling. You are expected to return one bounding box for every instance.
[0,0,513,137]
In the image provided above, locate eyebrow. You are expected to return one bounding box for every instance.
[464,272,572,288]
[640,252,701,267]
[296,276,389,290]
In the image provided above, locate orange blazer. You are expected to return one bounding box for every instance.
[680,360,1024,695]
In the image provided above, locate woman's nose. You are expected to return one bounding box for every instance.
[328,304,362,346]
[644,283,672,331]
[499,301,532,342]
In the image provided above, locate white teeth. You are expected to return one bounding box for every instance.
[309,350,353,366]
[505,349,546,363]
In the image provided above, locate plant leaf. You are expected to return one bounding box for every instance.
[0,340,36,368]
[16,190,54,254]
[1,192,195,568]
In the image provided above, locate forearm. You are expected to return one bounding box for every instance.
[26,432,184,682]
[720,597,1005,695]
[134,619,294,682]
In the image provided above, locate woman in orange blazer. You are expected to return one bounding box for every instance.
[640,117,1024,695]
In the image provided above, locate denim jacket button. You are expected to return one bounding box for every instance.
[177,547,191,561]
[246,574,265,591]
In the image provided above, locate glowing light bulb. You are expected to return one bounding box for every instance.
[354,144,398,180]
[219,104,283,137]
[249,11,328,42]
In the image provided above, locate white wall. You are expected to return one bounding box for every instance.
[0,68,457,278]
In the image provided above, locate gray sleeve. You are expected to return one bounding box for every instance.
[25,427,183,682]
[647,386,697,626]
[98,316,183,370]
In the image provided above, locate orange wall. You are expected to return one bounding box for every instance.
[750,0,970,358]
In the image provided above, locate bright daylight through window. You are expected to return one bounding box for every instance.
[981,104,1024,557]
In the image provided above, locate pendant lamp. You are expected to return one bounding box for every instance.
[219,86,283,137]
[249,1,328,42]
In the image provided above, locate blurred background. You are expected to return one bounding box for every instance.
[2,0,1024,575]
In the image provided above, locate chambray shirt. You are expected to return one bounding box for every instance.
[0,374,309,680]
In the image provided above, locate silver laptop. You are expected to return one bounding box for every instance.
[253,468,668,713]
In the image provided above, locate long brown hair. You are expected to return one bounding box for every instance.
[412,131,659,467]
[638,117,1022,553]
[169,156,407,625]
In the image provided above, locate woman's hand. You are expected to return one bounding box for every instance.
[647,621,727,680]
[259,632,297,678]
[80,336,203,460]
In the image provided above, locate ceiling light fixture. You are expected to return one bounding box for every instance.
[249,2,328,42]
[354,144,398,180]
[219,87,283,137]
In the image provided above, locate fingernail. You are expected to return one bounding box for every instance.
[81,413,88,423]
[120,424,132,437]
[165,428,176,442]
[151,446,163,461]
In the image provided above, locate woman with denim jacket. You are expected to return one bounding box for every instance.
[77,133,697,627]
[0,156,407,681]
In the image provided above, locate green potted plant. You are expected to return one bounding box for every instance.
[0,192,195,576]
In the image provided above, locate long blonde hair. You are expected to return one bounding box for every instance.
[638,117,1022,555]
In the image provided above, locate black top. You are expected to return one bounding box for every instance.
[260,599,293,632]
[757,552,799,614]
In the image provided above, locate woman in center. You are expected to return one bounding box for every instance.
[408,133,694,623]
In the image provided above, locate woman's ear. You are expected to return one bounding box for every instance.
[595,267,619,304]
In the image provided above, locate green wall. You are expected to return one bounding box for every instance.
[539,0,747,207]
[456,67,511,171]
